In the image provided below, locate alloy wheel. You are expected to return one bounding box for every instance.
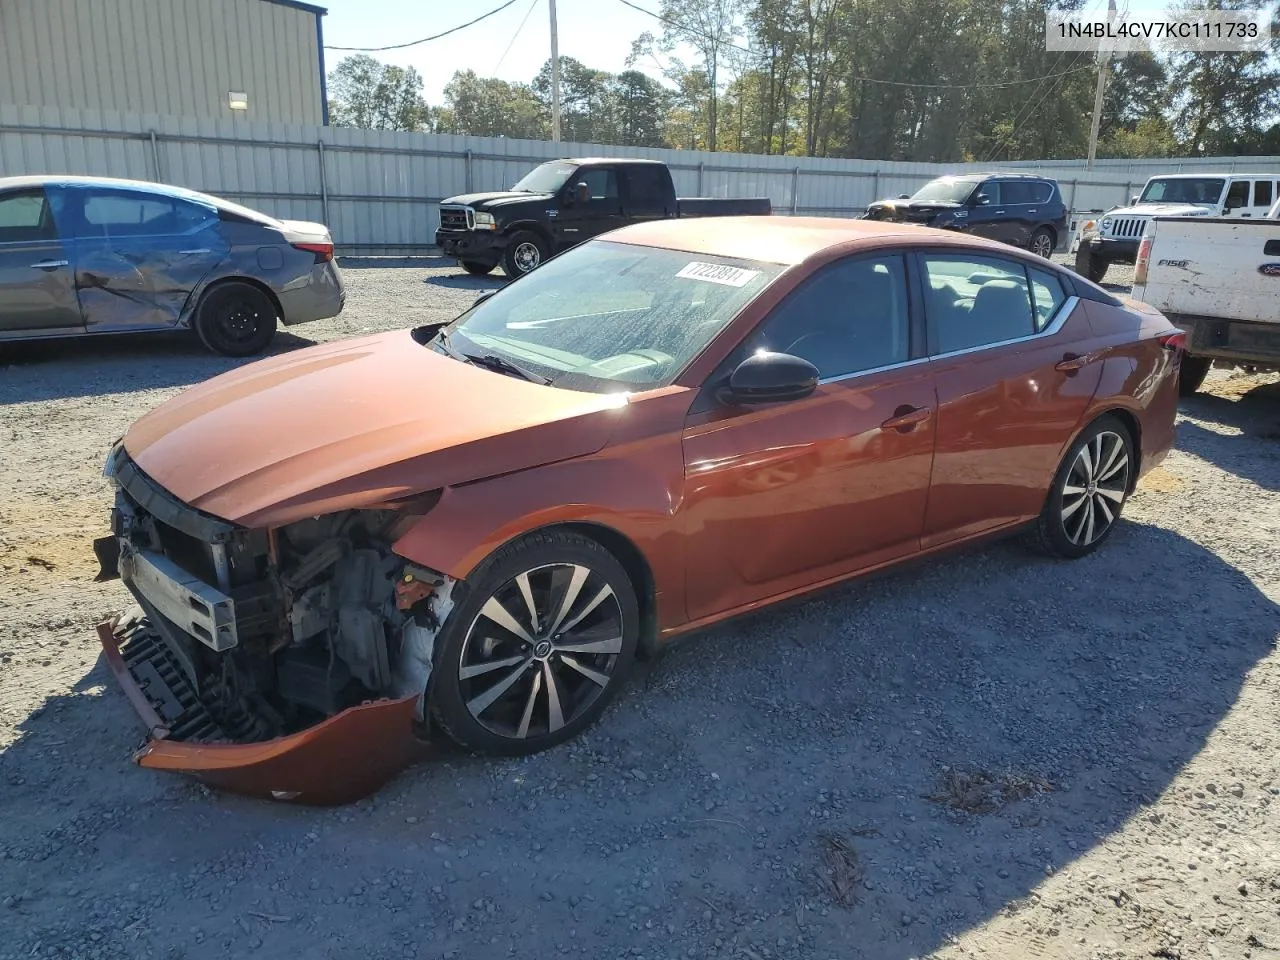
[513,241,542,273]
[1060,430,1129,546]
[458,563,624,740]
[1032,232,1054,257]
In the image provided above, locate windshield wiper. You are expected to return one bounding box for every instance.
[461,351,551,385]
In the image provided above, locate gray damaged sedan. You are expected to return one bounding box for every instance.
[0,175,345,356]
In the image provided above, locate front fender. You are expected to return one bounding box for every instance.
[390,431,690,631]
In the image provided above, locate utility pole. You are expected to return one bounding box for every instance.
[549,0,562,142]
[1086,0,1118,170]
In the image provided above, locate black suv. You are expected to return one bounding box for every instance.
[863,173,1067,258]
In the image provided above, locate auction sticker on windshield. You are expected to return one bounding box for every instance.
[676,261,760,287]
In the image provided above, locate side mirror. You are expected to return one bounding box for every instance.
[575,182,590,205]
[973,193,990,206]
[719,351,819,405]
[1130,195,1139,205]
[897,193,910,200]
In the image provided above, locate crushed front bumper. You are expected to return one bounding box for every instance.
[96,614,432,805]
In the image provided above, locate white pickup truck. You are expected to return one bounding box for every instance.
[1129,214,1280,394]
[1074,172,1280,284]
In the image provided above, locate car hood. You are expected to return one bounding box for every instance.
[441,191,555,211]
[121,331,629,529]
[1107,203,1213,217]
[865,199,961,222]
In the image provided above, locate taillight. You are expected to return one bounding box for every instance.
[1134,237,1152,285]
[1158,331,1187,353]
[293,241,334,263]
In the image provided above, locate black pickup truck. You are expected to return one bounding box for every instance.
[435,157,772,277]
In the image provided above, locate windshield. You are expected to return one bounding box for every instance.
[910,178,979,204]
[511,161,577,194]
[432,240,784,392]
[1138,177,1225,205]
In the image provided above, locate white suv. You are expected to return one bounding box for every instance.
[1073,173,1280,283]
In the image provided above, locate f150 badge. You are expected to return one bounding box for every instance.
[1157,259,1190,269]
[1258,263,1280,276]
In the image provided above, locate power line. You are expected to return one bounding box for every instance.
[614,0,1099,90]
[494,0,541,73]
[325,0,522,52]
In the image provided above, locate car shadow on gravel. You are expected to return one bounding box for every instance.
[3,521,1273,960]
[423,273,507,291]
[0,330,319,404]
[1177,384,1280,490]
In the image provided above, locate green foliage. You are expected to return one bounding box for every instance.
[331,0,1280,161]
[327,55,432,132]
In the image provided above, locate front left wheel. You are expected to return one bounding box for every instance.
[429,531,640,756]
[1031,415,1134,559]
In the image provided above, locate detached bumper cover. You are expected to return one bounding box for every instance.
[96,616,432,805]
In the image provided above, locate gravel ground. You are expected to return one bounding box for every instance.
[2,254,1279,960]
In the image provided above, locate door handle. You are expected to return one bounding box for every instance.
[1055,351,1096,374]
[1028,209,1038,213]
[994,209,1006,214]
[880,405,932,432]
[31,259,68,270]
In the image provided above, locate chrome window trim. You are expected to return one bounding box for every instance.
[814,294,1079,385]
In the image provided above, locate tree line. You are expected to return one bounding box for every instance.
[326,0,1280,162]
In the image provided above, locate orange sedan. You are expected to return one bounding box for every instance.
[94,216,1184,803]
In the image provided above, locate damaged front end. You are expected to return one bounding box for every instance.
[94,442,456,804]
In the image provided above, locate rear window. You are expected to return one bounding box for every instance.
[1002,181,1035,205]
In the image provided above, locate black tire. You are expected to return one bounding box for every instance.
[1030,227,1055,258]
[193,282,278,357]
[1179,355,1212,396]
[428,531,640,756]
[501,231,550,278]
[1074,246,1108,284]
[460,260,495,277]
[1030,415,1135,560]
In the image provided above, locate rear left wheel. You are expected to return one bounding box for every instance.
[1031,416,1134,559]
[193,282,278,357]
[429,531,639,756]
[1030,227,1055,258]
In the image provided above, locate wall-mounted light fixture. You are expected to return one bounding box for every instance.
[228,91,248,111]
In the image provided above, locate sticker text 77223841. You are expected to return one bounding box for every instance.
[675,261,761,287]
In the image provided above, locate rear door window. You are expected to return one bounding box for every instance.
[1254,180,1274,208]
[1002,180,1034,205]
[920,254,1036,353]
[1226,180,1250,211]
[73,188,218,237]
[623,165,670,212]
[0,188,56,243]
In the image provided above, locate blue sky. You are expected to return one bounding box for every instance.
[317,0,1189,108]
[320,0,676,105]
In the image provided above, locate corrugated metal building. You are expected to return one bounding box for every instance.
[0,0,329,125]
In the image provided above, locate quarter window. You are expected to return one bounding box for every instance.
[747,255,910,379]
[1255,180,1273,207]
[0,189,56,243]
[922,254,1036,353]
[1028,266,1068,330]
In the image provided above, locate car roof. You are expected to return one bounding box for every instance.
[927,172,1053,182]
[0,174,209,199]
[605,215,1032,266]
[1145,172,1275,179]
[556,157,666,166]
